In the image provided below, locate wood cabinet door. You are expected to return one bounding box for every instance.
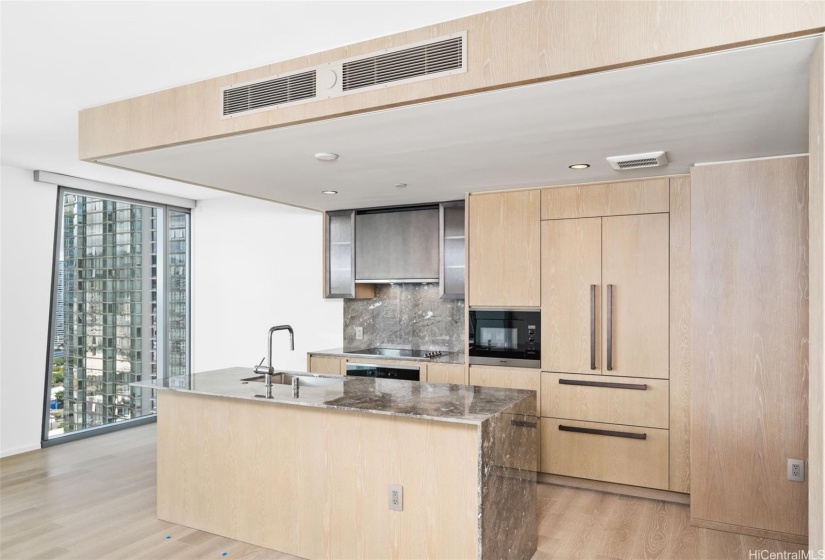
[468,190,540,307]
[308,356,343,375]
[690,157,808,538]
[427,363,465,385]
[468,366,540,416]
[602,213,669,379]
[541,218,602,374]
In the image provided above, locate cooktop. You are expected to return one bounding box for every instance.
[345,348,448,359]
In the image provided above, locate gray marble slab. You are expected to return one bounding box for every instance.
[480,404,538,560]
[133,367,529,426]
[343,283,464,353]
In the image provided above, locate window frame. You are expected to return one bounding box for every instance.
[41,186,192,446]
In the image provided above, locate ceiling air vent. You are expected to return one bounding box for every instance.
[222,70,317,116]
[607,151,669,170]
[342,35,464,92]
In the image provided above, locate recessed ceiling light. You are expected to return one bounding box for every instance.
[321,190,338,195]
[395,183,407,189]
[569,163,590,169]
[315,153,339,161]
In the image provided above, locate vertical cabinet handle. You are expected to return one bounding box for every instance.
[607,284,614,371]
[590,284,597,370]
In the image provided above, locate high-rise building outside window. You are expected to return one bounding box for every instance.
[45,189,190,441]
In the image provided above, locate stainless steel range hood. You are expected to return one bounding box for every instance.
[355,206,439,283]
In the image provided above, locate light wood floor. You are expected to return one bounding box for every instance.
[0,423,808,560]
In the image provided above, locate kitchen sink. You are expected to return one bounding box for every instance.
[240,372,344,388]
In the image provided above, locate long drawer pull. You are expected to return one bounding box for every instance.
[511,420,537,428]
[590,284,597,370]
[559,424,647,440]
[607,284,614,371]
[559,379,647,391]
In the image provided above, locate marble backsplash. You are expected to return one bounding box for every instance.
[343,284,464,353]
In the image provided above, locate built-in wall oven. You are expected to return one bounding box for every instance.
[469,308,541,368]
[345,362,421,381]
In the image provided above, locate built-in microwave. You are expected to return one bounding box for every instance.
[468,309,541,368]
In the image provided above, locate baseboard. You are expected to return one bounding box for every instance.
[0,443,41,458]
[538,473,691,505]
[690,518,808,545]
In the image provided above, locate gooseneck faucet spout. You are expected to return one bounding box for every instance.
[252,324,295,398]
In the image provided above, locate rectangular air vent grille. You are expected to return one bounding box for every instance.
[606,151,668,171]
[342,36,463,92]
[616,158,660,169]
[223,70,316,116]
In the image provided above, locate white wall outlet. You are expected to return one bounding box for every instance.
[355,326,363,340]
[389,484,403,511]
[788,459,805,481]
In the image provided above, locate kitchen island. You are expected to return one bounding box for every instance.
[135,368,537,560]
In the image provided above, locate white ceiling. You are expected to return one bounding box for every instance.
[102,35,820,211]
[0,1,520,201]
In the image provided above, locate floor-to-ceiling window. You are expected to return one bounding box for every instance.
[44,188,190,441]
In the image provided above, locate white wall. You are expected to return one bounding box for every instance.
[191,196,342,373]
[0,165,58,457]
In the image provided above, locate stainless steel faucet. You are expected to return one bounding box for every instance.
[252,325,295,398]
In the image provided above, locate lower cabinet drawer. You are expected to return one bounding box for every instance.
[540,418,669,490]
[541,372,669,428]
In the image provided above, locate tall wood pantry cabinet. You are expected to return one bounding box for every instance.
[538,178,687,492]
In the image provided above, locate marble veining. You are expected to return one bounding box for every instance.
[343,283,464,353]
[133,367,532,426]
[479,398,538,560]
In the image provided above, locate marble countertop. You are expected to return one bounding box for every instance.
[134,367,532,426]
[309,347,465,365]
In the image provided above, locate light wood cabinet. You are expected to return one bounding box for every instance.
[541,218,602,374]
[541,179,669,220]
[468,190,540,307]
[669,177,692,494]
[468,366,540,416]
[541,213,669,379]
[307,355,344,375]
[541,372,668,429]
[537,179,679,494]
[690,157,808,540]
[540,417,669,490]
[427,363,465,385]
[602,214,669,379]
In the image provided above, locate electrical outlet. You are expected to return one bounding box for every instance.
[389,484,403,511]
[355,326,363,340]
[788,459,805,482]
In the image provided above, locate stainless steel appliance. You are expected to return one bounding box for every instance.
[468,308,540,368]
[355,206,439,283]
[346,362,421,381]
[345,347,448,360]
